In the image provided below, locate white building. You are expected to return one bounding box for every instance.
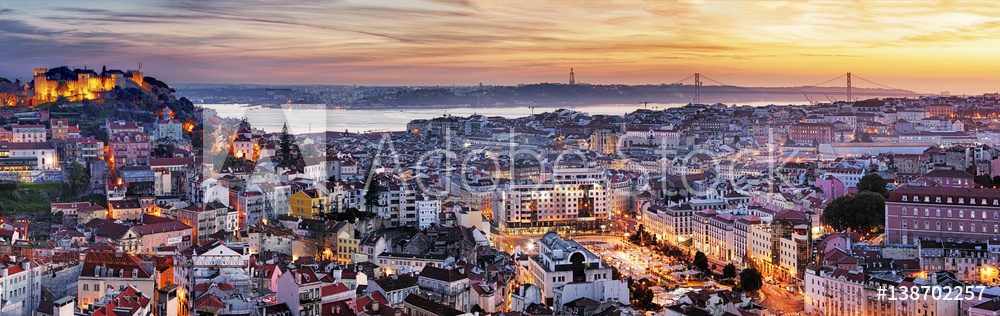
[498,167,611,234]
[416,194,440,230]
[527,232,616,300]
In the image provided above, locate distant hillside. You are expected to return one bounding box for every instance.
[350,83,919,108]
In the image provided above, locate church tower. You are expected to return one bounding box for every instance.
[569,68,575,84]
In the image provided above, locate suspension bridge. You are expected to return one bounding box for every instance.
[666,72,920,104]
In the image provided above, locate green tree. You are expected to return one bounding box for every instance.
[279,123,292,161]
[722,263,737,280]
[0,77,10,84]
[364,176,382,213]
[974,175,993,188]
[67,161,90,197]
[739,268,763,293]
[693,251,709,272]
[857,173,887,194]
[153,143,175,158]
[821,191,885,232]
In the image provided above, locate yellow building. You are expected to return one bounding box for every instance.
[336,229,358,265]
[289,189,328,219]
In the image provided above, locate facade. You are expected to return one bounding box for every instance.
[0,141,59,171]
[416,195,440,230]
[417,266,471,312]
[276,267,323,316]
[156,119,184,141]
[885,184,1000,245]
[498,167,611,234]
[77,253,156,310]
[109,131,151,167]
[643,203,694,244]
[173,202,228,241]
[527,232,614,301]
[289,189,329,219]
[50,119,69,139]
[12,125,46,143]
[789,123,834,144]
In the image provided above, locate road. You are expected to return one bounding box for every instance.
[759,280,804,315]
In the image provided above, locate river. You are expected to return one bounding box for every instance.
[197,102,786,134]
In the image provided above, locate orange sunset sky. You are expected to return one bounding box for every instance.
[2,0,1000,94]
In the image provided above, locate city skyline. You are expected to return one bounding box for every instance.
[2,1,1000,94]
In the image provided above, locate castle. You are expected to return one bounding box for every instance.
[30,67,146,104]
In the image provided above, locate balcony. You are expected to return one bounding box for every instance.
[299,294,320,304]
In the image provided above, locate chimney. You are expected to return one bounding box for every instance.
[394,310,401,316]
[372,302,379,312]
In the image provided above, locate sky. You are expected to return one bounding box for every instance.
[2,0,1000,94]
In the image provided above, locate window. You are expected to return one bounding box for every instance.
[959,223,964,231]
[948,210,952,217]
[902,222,907,229]
[902,208,907,216]
[948,222,952,230]
[925,221,929,229]
[936,209,941,216]
[936,222,941,230]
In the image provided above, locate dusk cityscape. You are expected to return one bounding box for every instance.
[2,1,1000,316]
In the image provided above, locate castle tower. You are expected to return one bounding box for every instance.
[33,68,49,103]
[569,68,575,85]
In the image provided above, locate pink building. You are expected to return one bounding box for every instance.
[814,175,846,200]
[885,184,1000,245]
[109,131,151,167]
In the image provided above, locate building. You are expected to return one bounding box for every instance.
[789,123,834,144]
[403,293,465,316]
[173,202,229,241]
[31,68,144,104]
[12,124,46,143]
[133,215,193,253]
[276,267,323,316]
[376,253,447,275]
[885,184,1000,245]
[417,266,471,312]
[0,141,59,171]
[109,131,151,167]
[643,203,695,244]
[289,189,329,219]
[918,239,1000,283]
[156,118,184,141]
[367,274,419,307]
[497,167,611,234]
[527,232,615,303]
[77,253,156,310]
[50,119,69,139]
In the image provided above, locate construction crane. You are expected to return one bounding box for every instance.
[0,243,250,316]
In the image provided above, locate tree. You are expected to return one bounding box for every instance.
[722,263,737,280]
[693,251,709,272]
[821,191,885,232]
[0,82,18,107]
[993,175,1000,188]
[279,123,292,161]
[857,173,887,194]
[364,176,382,213]
[974,175,993,188]
[67,161,90,197]
[153,143,175,158]
[739,268,763,293]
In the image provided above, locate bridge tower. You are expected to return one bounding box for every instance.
[694,73,702,104]
[846,72,852,102]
